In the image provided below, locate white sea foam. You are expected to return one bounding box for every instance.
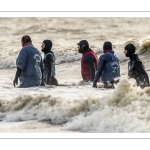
[1,77,150,133]
[63,77,150,132]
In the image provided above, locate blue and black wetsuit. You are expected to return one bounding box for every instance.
[94,50,120,88]
[41,40,58,86]
[43,51,58,85]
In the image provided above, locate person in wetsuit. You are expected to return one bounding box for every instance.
[41,40,58,86]
[77,40,99,82]
[124,43,149,88]
[93,41,120,88]
[13,35,43,88]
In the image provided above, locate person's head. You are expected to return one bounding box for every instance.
[103,41,112,51]
[77,40,89,54]
[21,35,32,47]
[124,43,136,57]
[41,40,52,53]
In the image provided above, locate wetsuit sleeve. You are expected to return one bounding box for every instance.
[94,56,106,83]
[134,61,149,86]
[45,54,52,85]
[15,67,22,78]
[84,55,96,81]
[13,67,22,87]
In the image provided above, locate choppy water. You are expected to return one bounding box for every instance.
[0,17,150,133]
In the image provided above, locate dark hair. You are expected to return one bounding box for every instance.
[21,35,32,43]
[103,41,112,50]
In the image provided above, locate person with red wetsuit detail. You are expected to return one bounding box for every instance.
[77,40,99,82]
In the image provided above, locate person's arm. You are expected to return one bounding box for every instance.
[94,57,105,82]
[40,56,45,86]
[16,48,28,70]
[144,73,149,86]
[40,69,45,86]
[84,56,95,81]
[45,54,52,85]
[134,61,149,86]
[13,67,22,87]
[14,48,27,87]
[93,56,106,88]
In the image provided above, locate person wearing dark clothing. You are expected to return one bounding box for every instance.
[124,43,149,88]
[13,35,43,88]
[41,40,58,86]
[93,41,120,88]
[77,40,99,82]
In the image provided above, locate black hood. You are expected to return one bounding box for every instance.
[125,43,136,57]
[42,40,52,53]
[77,40,89,54]
[103,41,112,50]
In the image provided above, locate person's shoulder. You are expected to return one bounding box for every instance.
[99,51,113,61]
[31,45,41,53]
[85,53,93,57]
[134,59,142,65]
[20,46,29,52]
[45,53,53,59]
[47,51,54,56]
[131,54,141,62]
[100,52,108,58]
[22,44,33,50]
[106,50,115,56]
[46,53,53,57]
[84,54,94,60]
[98,54,106,61]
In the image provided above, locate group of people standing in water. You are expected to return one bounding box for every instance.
[13,35,58,88]
[13,35,149,89]
[77,39,149,88]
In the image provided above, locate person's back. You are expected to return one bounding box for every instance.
[17,44,43,87]
[100,50,120,84]
[77,40,98,82]
[13,35,43,88]
[93,41,120,88]
[124,43,149,88]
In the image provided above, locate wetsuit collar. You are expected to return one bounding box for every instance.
[104,49,112,53]
[129,54,137,60]
[44,50,53,55]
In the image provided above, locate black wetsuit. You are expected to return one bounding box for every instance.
[128,54,149,88]
[84,54,96,81]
